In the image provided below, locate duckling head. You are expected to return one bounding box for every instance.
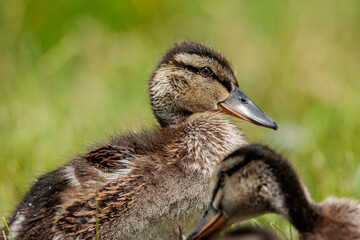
[187,144,317,240]
[149,41,277,129]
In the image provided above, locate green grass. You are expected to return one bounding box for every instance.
[2,217,14,240]
[227,218,296,239]
[1,0,360,238]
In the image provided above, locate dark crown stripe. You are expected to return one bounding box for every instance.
[158,41,234,74]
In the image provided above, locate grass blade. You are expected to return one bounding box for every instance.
[289,223,293,240]
[2,217,14,240]
[2,231,7,240]
[270,222,288,240]
[252,218,264,227]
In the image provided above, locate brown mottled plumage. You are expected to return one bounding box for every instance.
[188,144,360,240]
[3,42,276,240]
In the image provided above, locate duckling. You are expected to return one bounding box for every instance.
[187,144,360,240]
[3,42,277,240]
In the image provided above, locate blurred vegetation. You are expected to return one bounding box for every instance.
[1,0,359,237]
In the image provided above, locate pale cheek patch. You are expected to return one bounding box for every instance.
[200,79,229,99]
[216,83,231,102]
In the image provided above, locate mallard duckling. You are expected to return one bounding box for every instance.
[187,144,360,240]
[4,42,277,240]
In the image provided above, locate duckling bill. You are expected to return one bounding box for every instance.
[218,82,277,130]
[186,202,228,240]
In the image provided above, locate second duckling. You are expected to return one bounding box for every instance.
[188,144,360,240]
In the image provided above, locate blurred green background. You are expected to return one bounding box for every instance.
[1,0,360,237]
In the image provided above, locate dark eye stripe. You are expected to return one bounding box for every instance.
[223,157,252,177]
[172,60,199,74]
[171,60,232,92]
[211,179,222,201]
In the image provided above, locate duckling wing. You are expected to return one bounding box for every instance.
[54,173,148,239]
[4,145,143,240]
[84,145,136,174]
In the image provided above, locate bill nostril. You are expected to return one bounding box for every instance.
[239,97,247,104]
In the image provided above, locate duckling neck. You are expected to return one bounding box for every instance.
[152,100,193,127]
[260,149,321,233]
[158,109,192,127]
[279,179,320,233]
[172,112,247,177]
[287,198,320,233]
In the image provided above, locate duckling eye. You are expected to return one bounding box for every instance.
[199,67,213,77]
[219,171,226,182]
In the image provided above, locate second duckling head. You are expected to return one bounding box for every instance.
[187,144,315,240]
[149,41,277,129]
